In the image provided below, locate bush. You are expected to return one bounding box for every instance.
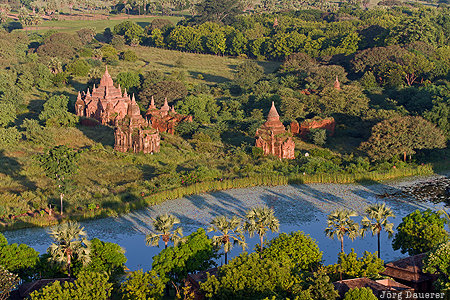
[234,60,264,88]
[115,72,141,92]
[39,95,78,127]
[343,287,377,300]
[121,50,138,62]
[76,27,95,45]
[327,249,385,281]
[30,271,113,299]
[111,35,126,49]
[0,127,21,147]
[308,128,327,146]
[66,59,91,77]
[21,119,54,145]
[120,270,165,300]
[101,45,118,62]
[0,102,16,127]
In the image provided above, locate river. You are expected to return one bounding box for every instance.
[3,175,449,271]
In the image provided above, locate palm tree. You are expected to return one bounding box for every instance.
[146,214,183,249]
[47,221,91,277]
[208,216,246,264]
[324,209,360,254]
[244,206,279,252]
[361,203,395,258]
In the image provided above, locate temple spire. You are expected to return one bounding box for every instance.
[334,75,341,90]
[161,98,170,111]
[267,101,280,121]
[150,96,155,108]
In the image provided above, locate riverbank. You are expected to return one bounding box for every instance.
[0,164,440,231]
[3,173,448,270]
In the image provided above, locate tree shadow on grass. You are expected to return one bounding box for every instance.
[76,124,115,147]
[188,71,231,84]
[0,149,37,192]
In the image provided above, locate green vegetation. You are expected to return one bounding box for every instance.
[392,209,449,255]
[145,213,183,249]
[324,209,360,253]
[361,203,395,258]
[0,0,448,232]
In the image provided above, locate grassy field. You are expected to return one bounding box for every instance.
[25,15,182,33]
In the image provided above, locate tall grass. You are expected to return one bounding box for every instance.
[0,160,436,231]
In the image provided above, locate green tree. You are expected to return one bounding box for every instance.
[115,72,141,93]
[36,145,80,215]
[78,238,127,281]
[343,287,377,300]
[261,231,323,272]
[308,128,327,146]
[39,94,78,127]
[47,221,91,277]
[361,203,395,258]
[21,119,54,146]
[200,252,298,299]
[146,214,183,249]
[392,209,448,255]
[175,94,219,124]
[0,127,21,147]
[423,241,450,293]
[195,0,244,24]
[66,59,91,77]
[360,116,446,161]
[208,216,246,264]
[234,60,264,88]
[30,271,112,300]
[0,103,16,128]
[101,45,118,62]
[152,228,217,284]
[0,266,19,300]
[120,270,165,300]
[327,249,385,281]
[0,233,39,280]
[325,209,360,254]
[244,206,280,252]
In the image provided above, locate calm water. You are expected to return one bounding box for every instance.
[3,176,449,270]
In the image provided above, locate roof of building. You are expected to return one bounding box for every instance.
[381,253,434,283]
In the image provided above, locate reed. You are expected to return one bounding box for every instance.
[0,164,435,231]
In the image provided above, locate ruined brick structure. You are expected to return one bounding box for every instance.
[291,117,336,139]
[114,96,160,154]
[255,102,295,159]
[75,66,132,125]
[145,97,193,134]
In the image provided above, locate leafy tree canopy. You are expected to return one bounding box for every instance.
[0,233,39,280]
[360,116,446,161]
[261,231,322,273]
[392,209,449,255]
[152,228,217,284]
[39,94,78,127]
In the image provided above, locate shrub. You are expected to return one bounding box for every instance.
[76,27,95,45]
[308,128,327,146]
[120,270,165,300]
[21,119,54,145]
[327,249,385,281]
[343,287,377,300]
[121,50,138,62]
[66,59,91,77]
[39,95,78,127]
[0,127,21,147]
[101,45,118,62]
[0,102,16,127]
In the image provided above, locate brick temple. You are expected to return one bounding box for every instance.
[145,96,192,134]
[255,102,295,159]
[75,66,131,125]
[114,96,160,154]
